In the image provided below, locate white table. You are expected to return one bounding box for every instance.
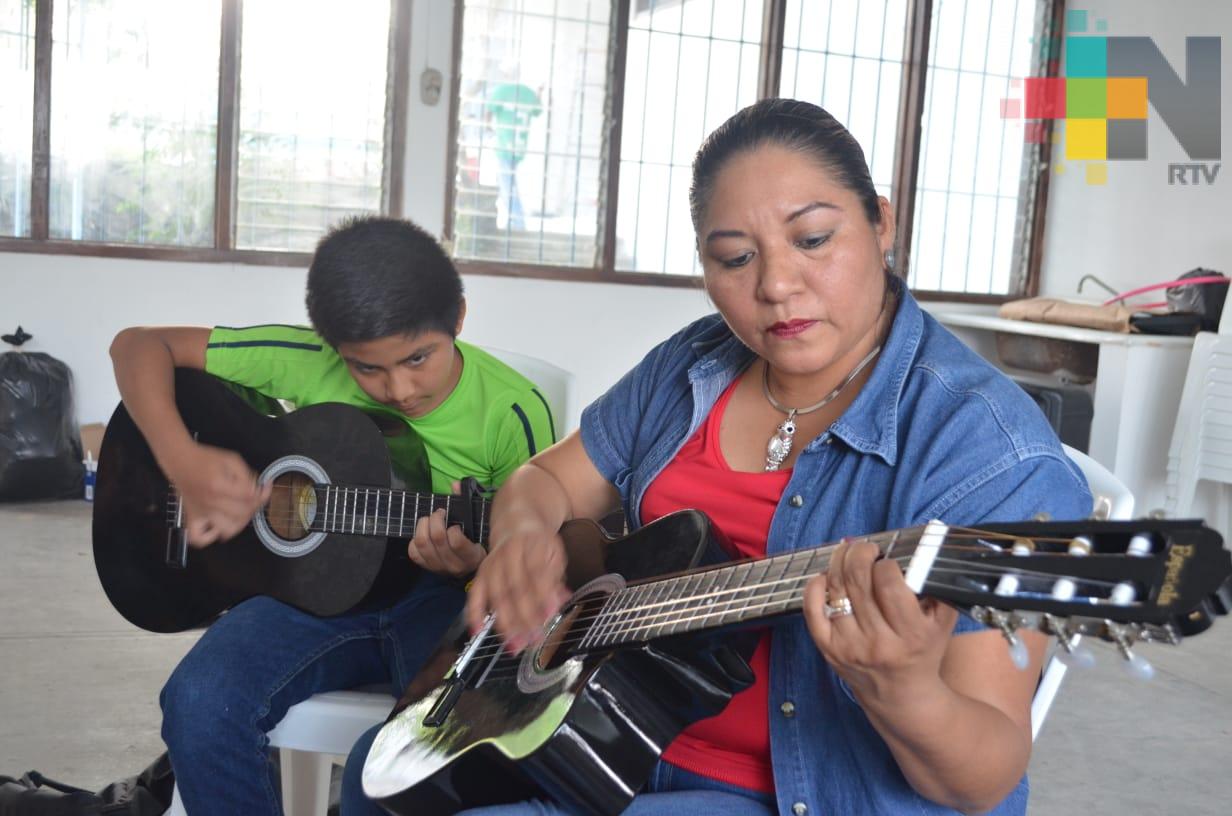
[929,310,1194,514]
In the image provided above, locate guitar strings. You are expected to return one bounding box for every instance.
[463,541,1135,664]
[456,549,1132,667]
[471,558,1120,684]
[150,500,1156,668]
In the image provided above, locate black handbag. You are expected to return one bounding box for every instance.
[0,753,173,816]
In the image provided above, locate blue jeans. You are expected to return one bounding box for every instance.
[341,731,774,816]
[497,153,525,231]
[160,573,464,816]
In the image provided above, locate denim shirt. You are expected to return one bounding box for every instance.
[579,285,1092,815]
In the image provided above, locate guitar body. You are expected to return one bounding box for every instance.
[92,368,430,633]
[365,510,756,816]
[363,515,1232,816]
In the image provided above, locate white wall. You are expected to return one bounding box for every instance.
[1038,0,1232,298]
[0,254,713,429]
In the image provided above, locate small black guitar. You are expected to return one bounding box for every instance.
[361,512,1230,815]
[92,369,493,633]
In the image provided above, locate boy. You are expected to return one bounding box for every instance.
[109,216,554,814]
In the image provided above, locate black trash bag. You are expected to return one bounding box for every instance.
[1167,267,1228,332]
[0,329,84,501]
[0,752,173,815]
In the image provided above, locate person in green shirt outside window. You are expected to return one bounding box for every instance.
[487,80,542,231]
[108,216,556,815]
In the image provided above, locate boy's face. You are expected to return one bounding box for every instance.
[337,330,463,419]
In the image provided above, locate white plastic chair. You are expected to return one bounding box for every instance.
[1030,444,1135,741]
[167,351,575,816]
[1165,331,1232,533]
[479,345,577,436]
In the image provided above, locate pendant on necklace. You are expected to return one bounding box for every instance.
[765,410,798,471]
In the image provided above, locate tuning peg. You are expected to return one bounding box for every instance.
[1108,622,1154,681]
[988,610,1030,670]
[1047,617,1096,669]
[1007,637,1030,670]
[1122,651,1155,681]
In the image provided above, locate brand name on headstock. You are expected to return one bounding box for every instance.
[1157,544,1194,606]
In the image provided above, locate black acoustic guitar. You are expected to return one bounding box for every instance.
[361,511,1230,815]
[92,368,492,633]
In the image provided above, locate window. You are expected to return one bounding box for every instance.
[48,0,220,246]
[615,0,763,276]
[7,0,1057,298]
[236,0,391,252]
[450,0,610,266]
[0,0,35,238]
[2,0,407,257]
[446,0,1058,298]
[908,0,1044,296]
[779,0,908,198]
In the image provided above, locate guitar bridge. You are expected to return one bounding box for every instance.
[423,613,499,727]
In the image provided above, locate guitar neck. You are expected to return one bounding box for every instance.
[314,485,491,544]
[580,528,927,650]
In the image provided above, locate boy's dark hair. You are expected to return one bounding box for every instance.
[306,216,464,347]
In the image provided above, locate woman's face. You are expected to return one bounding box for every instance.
[698,144,895,378]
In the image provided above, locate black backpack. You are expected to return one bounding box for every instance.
[0,754,173,816]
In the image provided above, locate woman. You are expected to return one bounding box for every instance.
[342,99,1091,815]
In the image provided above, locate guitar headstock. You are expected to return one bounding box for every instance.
[921,519,1230,655]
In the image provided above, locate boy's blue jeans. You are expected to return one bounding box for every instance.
[160,572,463,815]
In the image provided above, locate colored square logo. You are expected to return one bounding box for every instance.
[1066,119,1107,160]
[1066,36,1107,77]
[1107,77,1147,119]
[1067,78,1107,118]
[1025,77,1066,118]
[1067,10,1089,34]
[1107,118,1148,160]
[1086,162,1108,185]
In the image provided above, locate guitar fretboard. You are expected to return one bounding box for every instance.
[313,486,491,543]
[580,528,917,649]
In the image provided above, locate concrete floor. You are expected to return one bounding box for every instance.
[2,500,1230,813]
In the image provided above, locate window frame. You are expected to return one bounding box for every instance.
[445,0,1061,300]
[0,0,412,266]
[3,0,1060,301]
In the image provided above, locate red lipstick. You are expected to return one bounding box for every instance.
[768,319,817,338]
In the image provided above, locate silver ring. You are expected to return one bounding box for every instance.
[824,596,854,620]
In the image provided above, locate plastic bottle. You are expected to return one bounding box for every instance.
[83,451,96,502]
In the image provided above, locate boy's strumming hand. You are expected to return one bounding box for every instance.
[164,442,270,547]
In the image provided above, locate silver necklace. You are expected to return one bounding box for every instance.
[762,344,882,471]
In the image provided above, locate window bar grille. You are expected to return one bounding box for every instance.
[935,0,972,294]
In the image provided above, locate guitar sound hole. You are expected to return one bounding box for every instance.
[264,471,318,541]
[536,595,605,672]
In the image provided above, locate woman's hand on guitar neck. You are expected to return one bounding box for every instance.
[165,441,271,547]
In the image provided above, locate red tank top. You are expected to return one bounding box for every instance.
[639,378,790,793]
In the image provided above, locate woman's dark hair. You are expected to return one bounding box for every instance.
[306,216,464,347]
[689,98,882,232]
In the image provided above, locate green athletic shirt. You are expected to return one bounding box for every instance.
[204,324,556,494]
